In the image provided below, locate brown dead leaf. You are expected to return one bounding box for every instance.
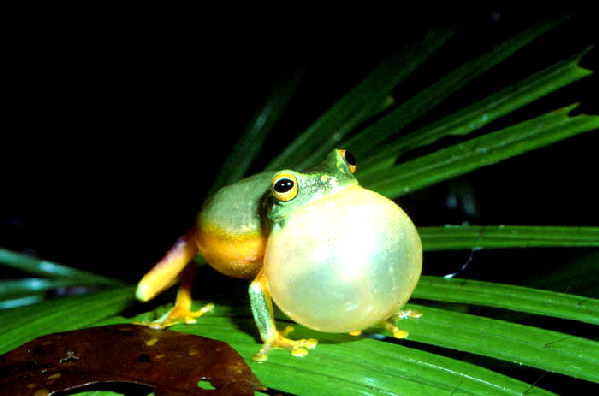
[0,324,264,396]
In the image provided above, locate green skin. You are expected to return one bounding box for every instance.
[198,149,358,239]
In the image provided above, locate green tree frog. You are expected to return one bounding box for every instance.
[136,149,422,362]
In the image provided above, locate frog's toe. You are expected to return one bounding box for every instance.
[391,327,410,338]
[138,302,214,329]
[251,326,318,362]
[383,318,409,338]
[290,346,309,357]
[383,308,422,338]
[251,351,269,362]
[398,308,422,319]
[184,302,215,321]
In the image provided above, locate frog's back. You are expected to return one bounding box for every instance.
[197,172,273,279]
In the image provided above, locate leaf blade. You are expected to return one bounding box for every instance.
[360,105,599,198]
[419,225,599,251]
[400,303,599,384]
[265,27,458,171]
[0,286,559,396]
[413,276,599,326]
[345,15,573,161]
[0,248,124,286]
[208,67,304,195]
[358,45,594,176]
[0,287,136,354]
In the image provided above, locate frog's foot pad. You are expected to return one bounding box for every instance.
[384,308,422,339]
[136,302,214,329]
[252,326,318,362]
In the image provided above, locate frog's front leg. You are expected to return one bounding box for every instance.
[249,267,317,362]
[136,229,213,328]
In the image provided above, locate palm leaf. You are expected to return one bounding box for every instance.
[359,103,598,197]
[414,277,599,325]
[419,225,599,250]
[264,26,458,172]
[0,286,572,396]
[344,14,573,161]
[358,45,594,177]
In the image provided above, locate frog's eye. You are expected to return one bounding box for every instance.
[272,172,298,202]
[338,149,357,173]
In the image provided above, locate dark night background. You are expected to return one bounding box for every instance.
[2,11,597,290]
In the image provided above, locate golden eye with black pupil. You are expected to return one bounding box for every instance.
[272,172,298,202]
[338,149,357,173]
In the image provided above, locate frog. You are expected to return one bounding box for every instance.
[136,148,422,362]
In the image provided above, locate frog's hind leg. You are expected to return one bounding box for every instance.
[249,268,317,362]
[384,308,422,339]
[149,262,214,328]
[136,229,213,328]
